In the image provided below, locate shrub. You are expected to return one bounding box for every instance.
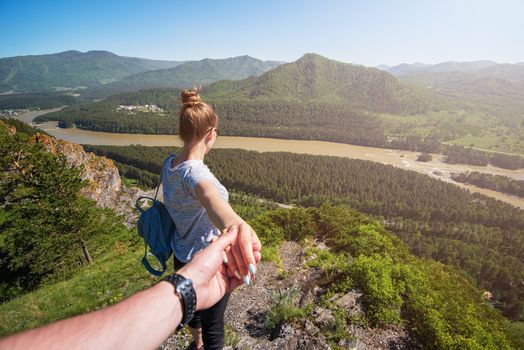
[264,286,305,335]
[417,152,433,162]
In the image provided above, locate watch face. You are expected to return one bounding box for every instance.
[176,279,193,294]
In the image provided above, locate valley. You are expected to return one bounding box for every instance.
[17,108,524,209]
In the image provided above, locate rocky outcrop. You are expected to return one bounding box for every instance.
[30,132,152,226]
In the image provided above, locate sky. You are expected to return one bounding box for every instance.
[0,0,523,66]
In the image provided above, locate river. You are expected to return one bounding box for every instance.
[13,109,524,209]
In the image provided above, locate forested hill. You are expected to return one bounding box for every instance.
[84,56,284,99]
[203,53,448,114]
[0,50,183,93]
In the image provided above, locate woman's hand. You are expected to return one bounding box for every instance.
[222,221,262,285]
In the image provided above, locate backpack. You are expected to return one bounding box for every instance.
[135,156,175,276]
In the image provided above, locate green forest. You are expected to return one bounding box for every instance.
[0,93,77,109]
[84,144,524,321]
[444,145,524,169]
[452,171,524,198]
[1,121,523,348]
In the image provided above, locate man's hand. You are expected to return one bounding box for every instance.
[177,226,244,310]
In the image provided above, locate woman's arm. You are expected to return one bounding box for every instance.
[195,181,262,284]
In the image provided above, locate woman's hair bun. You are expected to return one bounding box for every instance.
[180,89,201,105]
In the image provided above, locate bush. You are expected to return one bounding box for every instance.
[417,152,433,162]
[264,286,305,335]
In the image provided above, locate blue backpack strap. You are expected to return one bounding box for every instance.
[135,196,155,214]
[141,253,166,276]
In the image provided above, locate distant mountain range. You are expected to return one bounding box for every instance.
[0,50,183,93]
[0,51,283,96]
[378,60,524,125]
[379,60,499,76]
[83,56,283,98]
[378,60,524,85]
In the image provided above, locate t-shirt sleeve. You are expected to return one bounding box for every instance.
[184,165,215,197]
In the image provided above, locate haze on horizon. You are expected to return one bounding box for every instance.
[0,0,523,66]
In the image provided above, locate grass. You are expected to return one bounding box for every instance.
[264,286,305,334]
[0,228,167,337]
[121,176,139,188]
[447,133,524,156]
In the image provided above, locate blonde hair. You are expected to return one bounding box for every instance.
[178,89,218,143]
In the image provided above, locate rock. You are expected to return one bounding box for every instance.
[269,323,330,350]
[30,132,154,227]
[330,290,364,317]
[305,320,319,336]
[314,307,335,329]
[338,338,365,350]
[0,120,16,134]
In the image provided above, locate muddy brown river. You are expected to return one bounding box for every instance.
[14,109,524,209]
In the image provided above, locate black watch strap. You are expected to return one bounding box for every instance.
[163,274,197,329]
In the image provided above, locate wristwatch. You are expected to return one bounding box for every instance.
[163,274,197,329]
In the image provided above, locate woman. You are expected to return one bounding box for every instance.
[162,89,261,350]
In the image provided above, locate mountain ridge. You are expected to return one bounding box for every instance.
[0,50,183,93]
[84,55,284,98]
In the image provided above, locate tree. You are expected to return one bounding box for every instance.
[0,123,119,300]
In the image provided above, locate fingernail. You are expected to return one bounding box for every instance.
[223,256,229,264]
[235,270,241,280]
[228,226,238,234]
[249,263,256,275]
[243,275,250,286]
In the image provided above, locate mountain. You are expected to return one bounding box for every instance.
[378,60,524,130]
[380,60,498,75]
[84,55,284,98]
[478,63,524,85]
[397,66,524,126]
[381,62,431,75]
[428,60,499,73]
[375,64,391,71]
[0,50,183,93]
[203,53,444,113]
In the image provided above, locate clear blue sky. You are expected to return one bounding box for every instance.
[1,0,523,66]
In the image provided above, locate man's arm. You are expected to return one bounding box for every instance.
[0,227,243,350]
[1,283,183,350]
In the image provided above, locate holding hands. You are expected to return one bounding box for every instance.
[179,224,261,310]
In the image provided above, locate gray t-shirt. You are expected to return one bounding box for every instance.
[162,155,229,263]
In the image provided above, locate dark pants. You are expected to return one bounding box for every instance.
[174,256,230,350]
